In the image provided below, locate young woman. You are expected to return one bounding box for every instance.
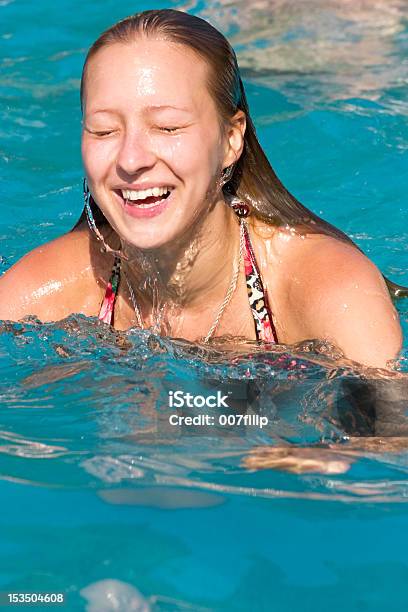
[0,9,405,370]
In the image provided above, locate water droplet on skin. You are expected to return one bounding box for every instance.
[31,280,63,300]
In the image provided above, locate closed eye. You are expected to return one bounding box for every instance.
[85,128,116,137]
[158,127,181,133]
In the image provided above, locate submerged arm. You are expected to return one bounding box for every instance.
[295,237,405,434]
[337,374,408,437]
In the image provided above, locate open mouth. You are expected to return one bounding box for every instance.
[115,188,173,209]
[113,187,174,219]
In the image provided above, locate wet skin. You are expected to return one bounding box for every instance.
[0,37,403,370]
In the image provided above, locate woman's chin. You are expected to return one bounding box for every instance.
[121,227,179,252]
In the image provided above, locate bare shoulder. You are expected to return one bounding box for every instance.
[279,228,402,368]
[284,229,389,313]
[0,227,110,323]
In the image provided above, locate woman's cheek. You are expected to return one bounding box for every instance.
[82,139,119,184]
[150,134,204,174]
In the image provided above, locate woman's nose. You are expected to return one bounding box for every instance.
[116,130,157,176]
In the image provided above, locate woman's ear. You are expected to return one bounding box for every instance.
[223,110,246,168]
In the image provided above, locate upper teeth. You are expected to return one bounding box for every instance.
[121,186,172,200]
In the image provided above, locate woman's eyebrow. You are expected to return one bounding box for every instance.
[144,104,192,113]
[87,109,119,116]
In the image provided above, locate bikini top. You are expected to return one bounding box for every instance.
[98,220,279,344]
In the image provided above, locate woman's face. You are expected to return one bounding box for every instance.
[81,38,238,250]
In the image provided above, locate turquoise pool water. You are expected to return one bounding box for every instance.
[1,0,408,610]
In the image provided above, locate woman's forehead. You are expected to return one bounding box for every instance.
[84,39,211,113]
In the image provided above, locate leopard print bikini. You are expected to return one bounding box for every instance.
[242,221,278,342]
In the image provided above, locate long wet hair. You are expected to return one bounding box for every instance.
[74,8,407,298]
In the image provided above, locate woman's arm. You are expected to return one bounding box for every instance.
[291,236,406,435]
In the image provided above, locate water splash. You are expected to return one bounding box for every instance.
[0,315,406,503]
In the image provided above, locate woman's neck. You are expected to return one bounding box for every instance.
[121,196,240,326]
